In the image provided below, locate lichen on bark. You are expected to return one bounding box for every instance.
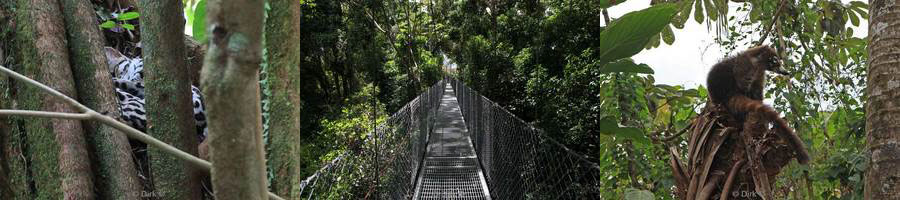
[59,0,142,199]
[137,0,202,199]
[263,0,302,198]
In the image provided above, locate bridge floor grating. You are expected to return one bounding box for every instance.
[413,84,491,200]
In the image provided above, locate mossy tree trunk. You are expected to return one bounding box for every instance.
[59,0,142,199]
[13,0,95,198]
[1,3,32,199]
[137,0,202,199]
[264,0,302,198]
[865,0,900,199]
[202,0,267,198]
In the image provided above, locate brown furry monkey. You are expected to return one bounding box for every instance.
[706,45,810,164]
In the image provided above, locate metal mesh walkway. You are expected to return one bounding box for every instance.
[296,78,606,199]
[412,84,491,200]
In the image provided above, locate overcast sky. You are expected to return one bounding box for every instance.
[608,0,868,88]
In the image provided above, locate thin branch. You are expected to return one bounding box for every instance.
[0,65,285,200]
[650,124,691,142]
[0,66,90,112]
[0,110,92,120]
[757,0,788,45]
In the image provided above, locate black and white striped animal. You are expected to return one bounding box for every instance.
[105,47,208,140]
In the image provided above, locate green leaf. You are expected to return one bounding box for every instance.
[121,23,135,30]
[847,10,859,26]
[662,25,675,45]
[597,118,650,145]
[192,0,208,42]
[851,6,869,19]
[598,0,627,9]
[704,0,717,20]
[625,188,655,200]
[117,11,140,21]
[599,59,654,74]
[694,0,704,23]
[672,1,693,28]
[99,21,116,29]
[594,3,679,64]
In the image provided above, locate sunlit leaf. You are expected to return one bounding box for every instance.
[193,0,208,42]
[117,12,140,21]
[121,23,135,30]
[595,3,678,64]
[99,21,116,29]
[704,0,716,20]
[694,0,704,23]
[662,25,675,45]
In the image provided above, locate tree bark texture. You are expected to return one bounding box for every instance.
[137,0,202,199]
[865,0,900,199]
[59,0,142,199]
[202,0,267,198]
[264,0,302,198]
[14,0,95,198]
[1,3,33,199]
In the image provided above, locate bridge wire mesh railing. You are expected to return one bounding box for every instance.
[450,78,605,199]
[297,80,446,199]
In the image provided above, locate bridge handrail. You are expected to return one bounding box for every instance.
[296,79,447,199]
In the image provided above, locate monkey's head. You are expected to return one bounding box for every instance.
[747,45,790,76]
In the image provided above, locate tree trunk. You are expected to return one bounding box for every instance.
[137,0,202,199]
[202,0,267,199]
[865,0,900,199]
[14,0,95,198]
[0,39,17,200]
[264,0,302,198]
[59,0,143,199]
[1,3,33,199]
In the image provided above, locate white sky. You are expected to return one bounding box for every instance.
[608,0,868,88]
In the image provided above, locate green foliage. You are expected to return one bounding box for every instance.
[444,0,868,198]
[183,0,208,42]
[239,0,870,198]
[624,188,655,200]
[595,3,678,64]
[98,11,138,30]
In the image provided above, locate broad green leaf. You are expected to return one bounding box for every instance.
[851,6,868,19]
[595,3,678,64]
[847,10,859,26]
[192,0,208,42]
[118,12,140,21]
[99,21,116,29]
[184,0,195,30]
[662,25,675,45]
[694,0,704,23]
[599,59,654,74]
[672,2,691,29]
[644,33,661,49]
[625,188,655,200]
[704,0,716,20]
[597,118,650,145]
[121,23,135,30]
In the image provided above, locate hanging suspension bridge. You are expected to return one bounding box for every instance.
[298,78,605,199]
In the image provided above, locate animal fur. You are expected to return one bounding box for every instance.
[706,45,809,164]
